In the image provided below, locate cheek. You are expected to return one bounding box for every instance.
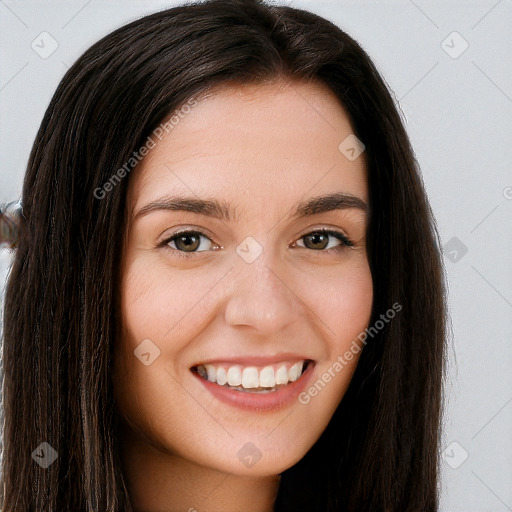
[119,257,220,355]
[294,262,372,428]
[300,258,373,346]
[113,258,213,448]
[335,267,373,343]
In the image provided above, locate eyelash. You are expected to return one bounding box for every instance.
[157,228,354,259]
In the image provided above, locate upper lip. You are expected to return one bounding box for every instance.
[190,353,314,368]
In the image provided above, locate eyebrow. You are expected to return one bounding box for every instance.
[132,192,368,222]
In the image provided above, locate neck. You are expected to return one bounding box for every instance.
[118,420,280,512]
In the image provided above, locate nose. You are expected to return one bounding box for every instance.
[223,253,300,336]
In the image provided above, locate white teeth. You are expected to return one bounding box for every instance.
[216,367,227,386]
[259,366,275,388]
[288,361,303,382]
[227,366,242,386]
[205,364,216,382]
[241,367,259,388]
[275,365,288,385]
[196,360,308,390]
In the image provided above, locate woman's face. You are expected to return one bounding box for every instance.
[114,79,373,477]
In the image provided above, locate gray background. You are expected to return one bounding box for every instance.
[1,1,511,510]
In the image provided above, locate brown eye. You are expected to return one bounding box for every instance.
[296,229,353,252]
[161,230,216,254]
[173,233,201,252]
[303,232,330,250]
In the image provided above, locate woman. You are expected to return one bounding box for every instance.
[0,0,447,510]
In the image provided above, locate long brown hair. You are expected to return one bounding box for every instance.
[1,0,447,510]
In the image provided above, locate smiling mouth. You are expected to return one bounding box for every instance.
[191,360,313,393]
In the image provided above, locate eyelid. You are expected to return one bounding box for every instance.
[158,225,217,244]
[157,228,220,254]
[293,227,354,249]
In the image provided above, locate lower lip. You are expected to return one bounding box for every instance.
[191,363,315,412]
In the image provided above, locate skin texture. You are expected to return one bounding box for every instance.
[113,79,373,512]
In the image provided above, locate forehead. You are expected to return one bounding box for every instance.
[127,79,367,217]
